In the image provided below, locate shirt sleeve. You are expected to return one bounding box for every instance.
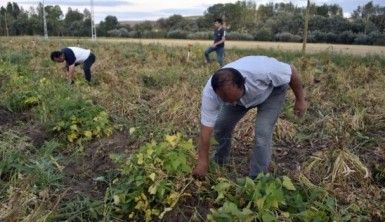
[220,29,225,38]
[200,82,221,128]
[61,48,76,66]
[268,59,292,87]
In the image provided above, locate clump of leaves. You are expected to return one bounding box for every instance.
[107,133,195,221]
[51,99,113,142]
[208,174,343,222]
[0,66,40,112]
[0,62,113,143]
[7,91,40,112]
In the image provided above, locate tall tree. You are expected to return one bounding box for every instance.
[97,15,119,36]
[0,7,9,36]
[256,3,274,23]
[352,1,384,34]
[45,5,63,35]
[64,7,84,35]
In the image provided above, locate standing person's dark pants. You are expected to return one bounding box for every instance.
[83,53,96,82]
[205,46,224,67]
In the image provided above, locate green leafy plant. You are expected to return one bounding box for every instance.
[107,133,195,221]
[0,61,113,143]
[52,101,113,142]
[208,174,342,222]
[0,130,33,183]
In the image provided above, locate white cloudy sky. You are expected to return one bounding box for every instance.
[1,0,385,22]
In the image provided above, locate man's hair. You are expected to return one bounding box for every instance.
[50,51,62,61]
[215,18,223,24]
[211,68,245,92]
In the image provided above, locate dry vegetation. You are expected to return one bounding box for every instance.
[0,36,384,221]
[83,37,385,56]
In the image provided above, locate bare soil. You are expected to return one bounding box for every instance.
[62,130,140,199]
[0,107,48,147]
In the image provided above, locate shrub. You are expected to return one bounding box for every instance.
[141,30,166,38]
[309,30,327,43]
[336,31,356,44]
[166,30,188,39]
[226,31,254,41]
[274,32,302,42]
[354,33,369,45]
[254,28,274,41]
[325,32,338,43]
[107,28,129,37]
[368,31,385,45]
[128,30,140,38]
[187,31,212,40]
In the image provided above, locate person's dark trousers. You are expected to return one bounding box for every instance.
[83,53,96,82]
[213,85,288,178]
[204,46,224,66]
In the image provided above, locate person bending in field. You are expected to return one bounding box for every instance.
[51,47,96,84]
[193,55,308,180]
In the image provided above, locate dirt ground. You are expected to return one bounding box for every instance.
[61,130,140,200]
[0,107,48,146]
[2,104,384,220]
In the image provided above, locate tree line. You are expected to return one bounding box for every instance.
[1,1,384,45]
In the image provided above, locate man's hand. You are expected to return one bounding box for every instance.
[192,160,208,180]
[67,64,75,83]
[192,124,213,180]
[289,65,307,118]
[294,98,307,117]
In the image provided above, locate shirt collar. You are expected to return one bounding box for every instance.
[238,82,249,105]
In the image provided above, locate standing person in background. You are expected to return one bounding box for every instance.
[50,47,96,84]
[204,18,226,67]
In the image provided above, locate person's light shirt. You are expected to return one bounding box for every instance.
[200,56,292,127]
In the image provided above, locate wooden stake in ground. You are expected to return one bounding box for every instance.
[187,43,192,62]
[302,0,310,55]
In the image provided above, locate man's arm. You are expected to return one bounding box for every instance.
[192,124,213,179]
[67,64,76,83]
[289,65,307,117]
[212,35,225,48]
